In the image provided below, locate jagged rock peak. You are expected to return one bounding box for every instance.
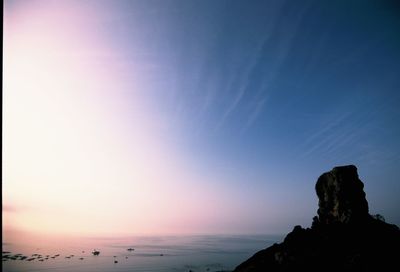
[315,165,369,225]
[233,165,399,272]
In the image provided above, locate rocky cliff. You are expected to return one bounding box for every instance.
[234,165,400,272]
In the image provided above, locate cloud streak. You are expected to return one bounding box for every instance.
[216,1,311,132]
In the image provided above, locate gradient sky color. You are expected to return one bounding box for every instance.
[3,0,400,238]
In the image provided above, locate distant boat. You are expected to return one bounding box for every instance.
[127,248,134,251]
[92,250,100,256]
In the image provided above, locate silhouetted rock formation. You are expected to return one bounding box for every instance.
[316,165,369,225]
[234,165,400,272]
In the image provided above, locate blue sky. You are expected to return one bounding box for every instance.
[114,0,400,223]
[4,0,400,236]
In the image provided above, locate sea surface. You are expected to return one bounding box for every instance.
[2,235,283,272]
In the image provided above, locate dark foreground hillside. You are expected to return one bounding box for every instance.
[234,165,400,272]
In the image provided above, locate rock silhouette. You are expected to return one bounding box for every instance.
[316,165,369,225]
[234,165,400,272]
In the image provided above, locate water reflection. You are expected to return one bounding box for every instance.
[2,234,283,272]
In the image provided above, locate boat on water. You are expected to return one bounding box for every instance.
[127,248,134,251]
[92,250,100,256]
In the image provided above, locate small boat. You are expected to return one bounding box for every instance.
[92,250,100,256]
[127,248,134,251]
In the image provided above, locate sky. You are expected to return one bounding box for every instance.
[3,0,400,239]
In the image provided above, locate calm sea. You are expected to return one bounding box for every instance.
[2,235,283,272]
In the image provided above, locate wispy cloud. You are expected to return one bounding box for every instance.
[299,103,383,160]
[300,111,353,157]
[214,38,270,131]
[213,3,287,131]
[241,96,269,133]
[214,2,310,132]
